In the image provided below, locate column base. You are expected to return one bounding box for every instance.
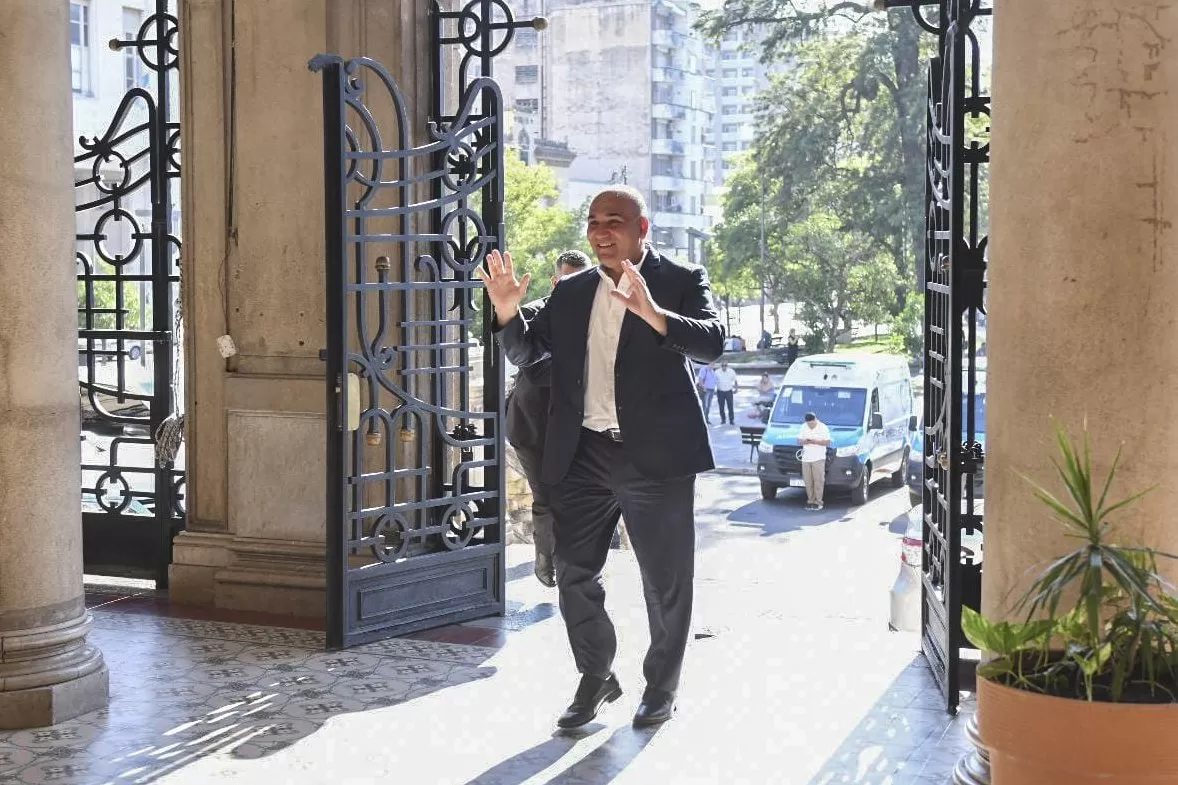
[0,658,108,730]
[953,714,991,785]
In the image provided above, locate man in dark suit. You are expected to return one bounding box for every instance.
[505,249,591,587]
[480,186,724,729]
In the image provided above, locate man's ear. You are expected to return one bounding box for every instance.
[639,216,651,238]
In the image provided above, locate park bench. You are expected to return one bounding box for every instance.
[739,424,766,463]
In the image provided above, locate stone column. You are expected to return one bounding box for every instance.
[0,1,109,728]
[957,2,1178,781]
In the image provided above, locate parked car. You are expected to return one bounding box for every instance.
[906,364,986,508]
[889,501,985,632]
[79,361,153,432]
[756,353,915,504]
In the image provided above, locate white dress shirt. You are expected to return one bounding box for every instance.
[582,255,646,432]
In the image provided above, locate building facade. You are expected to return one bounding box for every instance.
[498,0,716,263]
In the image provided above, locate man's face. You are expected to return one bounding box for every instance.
[551,262,582,286]
[720,362,728,371]
[586,193,648,269]
[807,420,817,429]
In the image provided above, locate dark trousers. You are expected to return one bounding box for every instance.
[514,443,554,565]
[549,429,697,695]
[716,390,735,424]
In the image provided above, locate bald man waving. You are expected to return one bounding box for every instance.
[480,186,724,729]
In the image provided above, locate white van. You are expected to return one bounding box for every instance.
[757,353,915,504]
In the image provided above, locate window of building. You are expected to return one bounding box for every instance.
[515,65,539,84]
[721,52,737,61]
[722,123,739,133]
[740,103,752,113]
[515,98,538,113]
[122,7,144,90]
[742,85,755,94]
[722,104,737,114]
[721,87,737,97]
[690,196,697,214]
[723,29,740,42]
[742,68,755,77]
[516,28,538,47]
[723,159,734,170]
[722,142,737,152]
[70,1,91,95]
[741,141,752,150]
[722,68,737,78]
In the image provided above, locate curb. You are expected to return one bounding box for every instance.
[709,467,758,477]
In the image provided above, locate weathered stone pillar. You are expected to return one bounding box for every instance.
[957,3,1178,781]
[0,0,109,728]
[171,0,437,617]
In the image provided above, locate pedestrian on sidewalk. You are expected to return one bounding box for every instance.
[696,362,717,423]
[714,361,739,425]
[505,249,591,588]
[800,412,831,511]
[481,185,724,731]
[756,372,776,404]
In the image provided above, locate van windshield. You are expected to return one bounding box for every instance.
[771,386,867,428]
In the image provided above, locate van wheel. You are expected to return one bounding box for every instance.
[891,449,909,488]
[760,482,778,501]
[851,465,871,506]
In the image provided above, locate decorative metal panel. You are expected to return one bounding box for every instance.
[76,0,184,584]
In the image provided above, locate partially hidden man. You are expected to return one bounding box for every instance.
[479,186,725,729]
[505,250,591,587]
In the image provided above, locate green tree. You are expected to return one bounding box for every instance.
[698,2,928,288]
[77,261,146,331]
[502,149,589,302]
[783,211,899,352]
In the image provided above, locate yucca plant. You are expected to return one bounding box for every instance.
[962,421,1178,702]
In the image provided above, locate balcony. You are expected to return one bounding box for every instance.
[651,138,685,156]
[652,29,675,48]
[651,174,687,191]
[652,209,713,231]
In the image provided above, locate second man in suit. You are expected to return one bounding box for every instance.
[505,249,591,587]
[480,186,724,730]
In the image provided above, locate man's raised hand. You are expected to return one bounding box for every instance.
[476,249,530,327]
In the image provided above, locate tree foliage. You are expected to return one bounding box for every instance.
[502,149,590,302]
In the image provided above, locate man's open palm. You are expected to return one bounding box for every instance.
[477,249,530,326]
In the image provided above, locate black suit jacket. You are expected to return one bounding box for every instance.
[496,248,725,485]
[504,301,551,455]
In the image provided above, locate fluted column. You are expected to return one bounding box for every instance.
[0,0,109,728]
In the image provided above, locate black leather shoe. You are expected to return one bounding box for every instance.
[556,673,623,729]
[632,688,676,727]
[535,552,556,588]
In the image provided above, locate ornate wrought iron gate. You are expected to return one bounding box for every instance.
[313,1,534,648]
[883,0,990,712]
[76,0,185,585]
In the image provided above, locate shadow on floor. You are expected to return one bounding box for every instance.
[464,724,662,785]
[0,610,498,784]
[804,655,975,785]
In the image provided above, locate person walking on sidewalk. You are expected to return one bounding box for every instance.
[695,362,717,423]
[481,185,724,731]
[505,250,591,587]
[800,412,831,511]
[714,361,739,425]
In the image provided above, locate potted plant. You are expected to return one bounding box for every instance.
[962,422,1178,785]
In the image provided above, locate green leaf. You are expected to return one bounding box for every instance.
[962,607,1053,656]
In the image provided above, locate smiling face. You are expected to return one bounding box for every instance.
[586,192,648,271]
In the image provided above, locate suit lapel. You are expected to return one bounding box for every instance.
[618,248,663,352]
[566,268,598,367]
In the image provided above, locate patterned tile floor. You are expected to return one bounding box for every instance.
[0,477,974,784]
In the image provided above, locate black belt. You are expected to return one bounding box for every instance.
[591,427,624,443]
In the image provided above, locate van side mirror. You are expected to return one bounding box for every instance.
[870,412,884,431]
[908,414,918,432]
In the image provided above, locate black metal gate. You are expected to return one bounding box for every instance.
[76,0,185,585]
[313,1,534,648]
[882,0,990,712]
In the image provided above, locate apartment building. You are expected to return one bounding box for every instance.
[498,0,716,263]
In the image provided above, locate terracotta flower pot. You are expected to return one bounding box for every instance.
[978,676,1178,784]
